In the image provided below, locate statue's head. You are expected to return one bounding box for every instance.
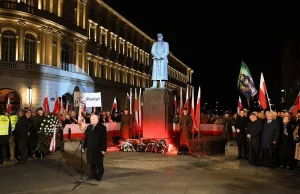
[157,33,163,41]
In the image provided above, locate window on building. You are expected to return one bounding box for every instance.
[88,60,94,76]
[101,64,106,79]
[2,30,16,62]
[120,70,123,83]
[61,44,70,71]
[24,34,36,64]
[111,67,115,81]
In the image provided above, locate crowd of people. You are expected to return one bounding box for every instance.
[222,109,300,170]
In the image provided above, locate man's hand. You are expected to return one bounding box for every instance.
[81,148,85,153]
[247,134,251,138]
[101,151,105,154]
[237,129,240,133]
[28,132,30,136]
[273,141,277,144]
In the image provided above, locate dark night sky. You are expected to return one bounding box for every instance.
[102,1,297,111]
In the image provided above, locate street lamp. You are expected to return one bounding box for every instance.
[27,87,32,104]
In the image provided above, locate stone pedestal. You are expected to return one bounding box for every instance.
[142,88,173,140]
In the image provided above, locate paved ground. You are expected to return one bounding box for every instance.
[0,150,300,194]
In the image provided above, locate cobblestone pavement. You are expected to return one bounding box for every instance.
[0,151,299,194]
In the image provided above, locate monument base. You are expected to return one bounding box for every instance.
[142,88,173,140]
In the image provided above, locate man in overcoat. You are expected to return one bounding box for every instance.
[82,115,107,181]
[234,110,249,159]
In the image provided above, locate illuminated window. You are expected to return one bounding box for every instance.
[61,44,70,71]
[24,34,36,64]
[2,30,16,62]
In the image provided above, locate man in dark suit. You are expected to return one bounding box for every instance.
[247,112,263,166]
[82,115,107,181]
[234,110,249,159]
[261,111,280,168]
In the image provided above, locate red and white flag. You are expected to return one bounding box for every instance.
[49,127,56,152]
[195,86,201,133]
[43,96,50,113]
[138,88,142,128]
[134,88,139,127]
[290,92,300,116]
[259,73,268,110]
[130,89,133,115]
[112,97,118,112]
[237,96,243,114]
[6,97,11,113]
[191,87,196,133]
[180,87,183,116]
[52,95,61,115]
[185,87,190,112]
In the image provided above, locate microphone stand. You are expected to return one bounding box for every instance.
[72,133,97,191]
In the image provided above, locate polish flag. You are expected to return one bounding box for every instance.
[237,96,243,114]
[174,95,177,113]
[43,96,50,113]
[185,87,190,112]
[138,88,142,128]
[6,97,11,113]
[134,88,139,127]
[49,127,56,152]
[259,73,268,110]
[191,87,196,133]
[195,86,201,134]
[112,97,118,112]
[180,87,183,116]
[290,92,300,116]
[52,95,61,115]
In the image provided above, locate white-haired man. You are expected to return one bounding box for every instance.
[82,115,107,181]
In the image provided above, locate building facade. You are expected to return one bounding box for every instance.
[0,0,193,112]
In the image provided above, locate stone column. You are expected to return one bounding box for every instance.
[36,40,40,64]
[56,36,61,68]
[40,30,46,64]
[45,32,52,65]
[81,44,86,73]
[83,2,86,29]
[76,0,80,26]
[38,0,42,9]
[75,43,79,72]
[99,60,102,78]
[57,0,62,17]
[15,36,19,61]
[49,0,53,13]
[18,24,24,61]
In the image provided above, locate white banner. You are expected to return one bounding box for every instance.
[74,92,102,107]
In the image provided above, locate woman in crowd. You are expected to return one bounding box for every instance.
[278,116,295,169]
[293,123,300,169]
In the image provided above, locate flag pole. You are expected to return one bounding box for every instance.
[265,91,272,111]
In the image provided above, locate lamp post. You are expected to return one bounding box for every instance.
[28,87,32,110]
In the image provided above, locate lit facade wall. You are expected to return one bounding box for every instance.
[0,0,193,111]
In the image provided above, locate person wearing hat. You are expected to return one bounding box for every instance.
[222,111,234,145]
[120,108,132,139]
[179,108,192,149]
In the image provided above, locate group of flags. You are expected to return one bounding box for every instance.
[174,86,201,133]
[237,61,300,115]
[125,88,142,132]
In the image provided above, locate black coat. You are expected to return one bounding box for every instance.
[83,122,107,165]
[261,120,280,149]
[278,123,295,158]
[14,116,30,141]
[234,116,248,144]
[247,119,263,148]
